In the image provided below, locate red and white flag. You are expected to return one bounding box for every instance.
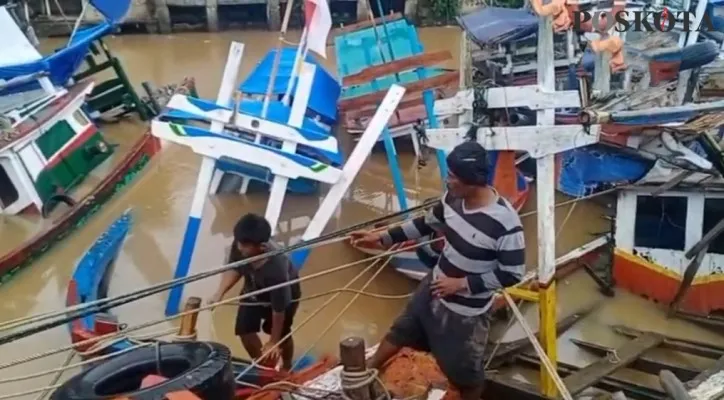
[304,0,332,58]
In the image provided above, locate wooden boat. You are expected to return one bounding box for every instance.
[333,13,459,152]
[0,74,193,283]
[611,177,724,323]
[62,209,338,399]
[156,41,406,315]
[164,46,343,197]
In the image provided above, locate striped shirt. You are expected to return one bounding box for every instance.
[380,191,526,316]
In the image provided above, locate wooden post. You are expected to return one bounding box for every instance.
[339,337,372,400]
[177,297,202,341]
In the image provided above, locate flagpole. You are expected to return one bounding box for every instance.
[282,27,309,106]
[261,0,298,118]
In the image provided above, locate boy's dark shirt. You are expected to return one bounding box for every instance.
[228,243,301,313]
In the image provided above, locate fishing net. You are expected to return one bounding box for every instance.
[379,348,455,400]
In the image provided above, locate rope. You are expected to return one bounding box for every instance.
[0,328,177,385]
[32,351,75,400]
[341,369,391,400]
[0,198,439,336]
[290,245,401,372]
[0,240,437,372]
[233,244,403,383]
[501,291,573,400]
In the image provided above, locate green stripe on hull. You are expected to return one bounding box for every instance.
[34,132,114,203]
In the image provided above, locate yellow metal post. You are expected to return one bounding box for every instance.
[539,281,558,397]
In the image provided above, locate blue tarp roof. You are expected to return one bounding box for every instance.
[457,7,539,47]
[240,47,341,124]
[0,22,114,95]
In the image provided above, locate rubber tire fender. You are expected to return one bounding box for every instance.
[50,341,235,400]
[41,194,77,218]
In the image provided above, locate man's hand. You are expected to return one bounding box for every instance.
[349,230,383,247]
[431,276,467,298]
[261,340,281,366]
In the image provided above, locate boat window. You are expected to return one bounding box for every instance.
[633,195,687,251]
[0,164,19,208]
[35,120,77,159]
[72,110,90,128]
[703,198,724,255]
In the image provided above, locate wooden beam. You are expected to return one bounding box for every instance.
[338,71,458,111]
[613,325,724,360]
[333,12,404,36]
[563,333,664,395]
[426,124,600,158]
[342,51,452,86]
[570,338,700,382]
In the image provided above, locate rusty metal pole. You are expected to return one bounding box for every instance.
[176,297,202,342]
[340,337,372,400]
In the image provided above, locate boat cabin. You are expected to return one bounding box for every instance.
[613,184,724,316]
[0,82,113,216]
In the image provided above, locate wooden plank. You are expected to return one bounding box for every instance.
[343,90,451,121]
[333,13,404,36]
[338,71,459,111]
[516,354,667,400]
[570,338,700,381]
[613,325,724,359]
[563,333,664,395]
[342,51,452,86]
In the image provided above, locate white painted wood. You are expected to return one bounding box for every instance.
[485,86,582,109]
[17,143,44,180]
[301,85,406,241]
[685,192,704,252]
[615,190,636,251]
[265,61,316,235]
[152,121,343,183]
[164,94,339,153]
[425,125,600,158]
[536,13,557,285]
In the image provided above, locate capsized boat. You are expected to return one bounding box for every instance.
[0,74,171,284]
[334,13,459,152]
[62,209,337,399]
[163,46,343,196]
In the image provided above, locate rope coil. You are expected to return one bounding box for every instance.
[341,368,391,400]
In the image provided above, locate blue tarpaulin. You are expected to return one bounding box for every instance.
[240,47,341,124]
[456,7,539,47]
[0,0,129,96]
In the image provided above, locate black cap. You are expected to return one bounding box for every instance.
[446,141,490,186]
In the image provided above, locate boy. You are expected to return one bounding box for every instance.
[209,213,301,370]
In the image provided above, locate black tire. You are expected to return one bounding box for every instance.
[41,194,76,218]
[50,341,235,400]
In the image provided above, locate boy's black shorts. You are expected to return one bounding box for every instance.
[235,302,299,339]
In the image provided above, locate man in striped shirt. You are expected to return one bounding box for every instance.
[351,142,526,400]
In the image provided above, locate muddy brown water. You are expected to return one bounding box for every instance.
[0,29,722,399]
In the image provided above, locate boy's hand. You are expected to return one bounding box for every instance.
[261,341,281,366]
[207,292,223,311]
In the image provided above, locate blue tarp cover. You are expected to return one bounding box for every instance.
[0,22,113,95]
[457,7,539,47]
[240,47,341,124]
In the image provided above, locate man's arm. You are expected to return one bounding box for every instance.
[466,227,526,294]
[267,260,293,343]
[379,199,445,247]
